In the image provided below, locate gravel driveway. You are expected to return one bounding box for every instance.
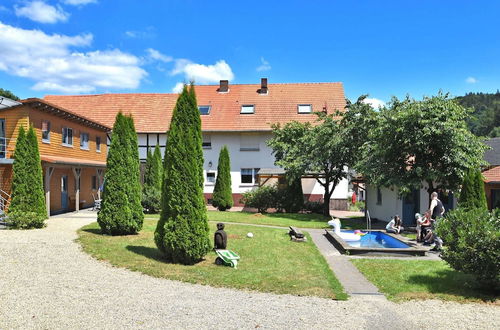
[0,211,498,329]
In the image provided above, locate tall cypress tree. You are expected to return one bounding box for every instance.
[142,145,163,213]
[124,115,144,230]
[458,168,488,210]
[155,84,210,264]
[9,126,46,218]
[212,145,233,211]
[98,113,139,235]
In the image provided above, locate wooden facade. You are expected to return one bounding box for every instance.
[0,100,110,215]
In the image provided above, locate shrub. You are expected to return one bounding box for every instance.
[142,188,161,214]
[458,168,487,210]
[435,208,500,289]
[7,211,46,229]
[212,146,233,211]
[154,84,210,264]
[347,199,365,212]
[281,175,304,213]
[304,200,324,214]
[241,185,278,213]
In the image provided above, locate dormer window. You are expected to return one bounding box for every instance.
[240,105,255,114]
[298,104,312,114]
[198,105,211,115]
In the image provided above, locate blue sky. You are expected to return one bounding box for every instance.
[0,0,499,106]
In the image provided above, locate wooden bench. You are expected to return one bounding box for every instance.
[289,226,307,242]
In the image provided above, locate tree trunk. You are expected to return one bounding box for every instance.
[322,188,331,217]
[427,180,434,208]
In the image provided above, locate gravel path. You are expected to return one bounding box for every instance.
[1,211,498,329]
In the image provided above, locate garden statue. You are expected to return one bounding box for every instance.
[214,223,227,249]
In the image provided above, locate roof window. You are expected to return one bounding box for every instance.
[297,104,312,114]
[240,105,255,114]
[198,105,211,115]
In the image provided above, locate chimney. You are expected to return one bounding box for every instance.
[219,80,229,93]
[259,78,268,94]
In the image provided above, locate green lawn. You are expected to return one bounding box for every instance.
[351,259,498,303]
[78,220,347,300]
[146,211,367,230]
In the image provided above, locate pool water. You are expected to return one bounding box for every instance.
[342,230,410,249]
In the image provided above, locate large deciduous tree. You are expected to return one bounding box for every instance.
[357,93,487,199]
[9,126,46,218]
[154,84,210,264]
[98,113,143,235]
[212,145,233,211]
[267,97,375,216]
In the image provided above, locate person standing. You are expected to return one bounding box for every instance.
[428,192,444,251]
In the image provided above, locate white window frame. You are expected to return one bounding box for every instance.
[297,104,312,114]
[202,134,211,149]
[42,120,51,143]
[80,132,89,150]
[240,104,255,114]
[96,136,101,152]
[206,171,216,184]
[240,168,260,186]
[198,105,211,115]
[62,127,73,147]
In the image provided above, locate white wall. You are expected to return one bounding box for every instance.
[366,185,401,222]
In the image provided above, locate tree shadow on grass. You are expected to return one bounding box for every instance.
[126,245,165,262]
[266,213,328,222]
[407,269,498,302]
[81,228,103,235]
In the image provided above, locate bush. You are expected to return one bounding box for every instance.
[281,175,304,213]
[458,168,487,210]
[142,188,161,214]
[435,208,500,289]
[303,200,324,214]
[347,199,365,212]
[7,211,46,229]
[241,185,278,213]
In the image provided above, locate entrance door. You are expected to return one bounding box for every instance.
[402,189,420,226]
[61,175,68,210]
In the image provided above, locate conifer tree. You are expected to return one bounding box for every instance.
[124,115,144,230]
[9,126,46,218]
[98,113,140,235]
[155,84,210,264]
[458,168,487,210]
[212,145,233,211]
[142,145,163,213]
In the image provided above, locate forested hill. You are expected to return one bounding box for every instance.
[456,91,500,137]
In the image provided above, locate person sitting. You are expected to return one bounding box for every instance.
[416,211,432,242]
[386,215,404,234]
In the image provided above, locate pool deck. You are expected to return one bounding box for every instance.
[325,229,429,256]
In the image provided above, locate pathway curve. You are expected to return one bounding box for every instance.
[1,211,498,329]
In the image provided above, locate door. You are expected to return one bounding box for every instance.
[61,175,68,210]
[402,189,420,226]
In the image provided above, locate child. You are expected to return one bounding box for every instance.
[386,215,404,234]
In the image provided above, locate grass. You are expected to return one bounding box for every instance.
[145,211,368,230]
[351,259,499,304]
[78,220,347,300]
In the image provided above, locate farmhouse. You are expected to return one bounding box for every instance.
[44,79,350,208]
[0,97,110,215]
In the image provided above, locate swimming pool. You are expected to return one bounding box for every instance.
[342,230,410,249]
[325,229,427,256]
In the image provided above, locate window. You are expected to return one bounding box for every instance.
[241,168,260,185]
[376,187,382,205]
[206,172,216,183]
[198,105,211,115]
[202,134,211,149]
[297,104,312,114]
[80,132,89,150]
[96,136,101,152]
[91,176,97,190]
[42,120,50,142]
[240,105,255,114]
[240,133,259,151]
[62,127,73,146]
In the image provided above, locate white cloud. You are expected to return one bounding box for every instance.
[0,22,147,93]
[466,76,478,84]
[146,48,172,63]
[172,82,184,93]
[362,98,385,109]
[171,59,234,84]
[256,57,271,72]
[15,1,69,24]
[124,26,156,39]
[62,0,97,5]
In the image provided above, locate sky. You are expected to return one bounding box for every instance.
[0,0,499,106]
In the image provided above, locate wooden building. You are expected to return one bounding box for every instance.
[0,98,110,215]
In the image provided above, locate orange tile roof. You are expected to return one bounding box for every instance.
[43,82,345,133]
[483,166,500,183]
[41,155,106,167]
